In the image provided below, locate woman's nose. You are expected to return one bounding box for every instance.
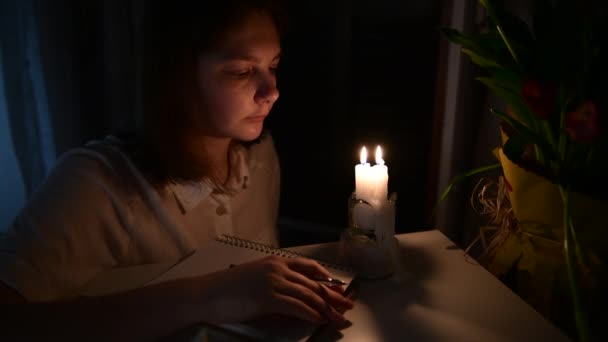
[254,75,279,105]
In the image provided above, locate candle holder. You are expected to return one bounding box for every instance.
[346,193,376,238]
[339,191,398,279]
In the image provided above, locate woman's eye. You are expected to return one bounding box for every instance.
[269,65,279,74]
[225,68,252,78]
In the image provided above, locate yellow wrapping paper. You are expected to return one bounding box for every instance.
[488,146,608,333]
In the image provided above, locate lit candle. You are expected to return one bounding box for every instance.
[355,147,373,203]
[354,145,391,232]
[372,146,388,204]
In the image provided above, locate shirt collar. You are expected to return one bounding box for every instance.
[168,144,251,213]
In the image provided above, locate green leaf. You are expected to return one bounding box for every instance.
[441,28,477,47]
[478,0,521,65]
[427,163,502,223]
[502,133,527,164]
[488,68,524,92]
[477,31,513,53]
[462,48,504,69]
[491,107,558,162]
[497,7,534,48]
[475,77,537,128]
[441,28,499,58]
[441,28,518,70]
[476,74,520,93]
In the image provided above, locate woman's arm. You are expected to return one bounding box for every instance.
[0,256,354,341]
[0,276,211,341]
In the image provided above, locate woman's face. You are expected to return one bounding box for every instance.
[195,12,281,141]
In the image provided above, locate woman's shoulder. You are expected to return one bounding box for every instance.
[41,136,141,198]
[53,136,123,175]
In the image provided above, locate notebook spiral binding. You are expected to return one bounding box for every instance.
[216,235,352,273]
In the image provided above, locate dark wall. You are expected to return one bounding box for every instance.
[3,0,442,244]
[268,1,442,245]
[37,0,137,151]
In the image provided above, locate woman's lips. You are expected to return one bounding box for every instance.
[245,115,267,122]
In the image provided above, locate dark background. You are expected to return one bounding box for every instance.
[0,0,447,247]
[267,1,442,245]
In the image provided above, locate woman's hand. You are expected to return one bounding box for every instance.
[197,256,354,325]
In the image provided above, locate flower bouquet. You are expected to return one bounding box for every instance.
[441,0,608,340]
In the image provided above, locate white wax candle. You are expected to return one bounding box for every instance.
[355,147,374,203]
[354,145,391,231]
[372,146,388,203]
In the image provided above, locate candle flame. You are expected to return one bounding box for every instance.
[360,147,367,164]
[375,146,384,165]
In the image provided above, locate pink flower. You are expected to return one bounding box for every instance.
[521,78,556,119]
[565,101,600,143]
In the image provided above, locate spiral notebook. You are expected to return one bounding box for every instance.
[149,235,354,286]
[82,236,355,341]
[82,236,354,297]
[148,235,356,341]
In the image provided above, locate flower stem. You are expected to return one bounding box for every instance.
[541,121,558,169]
[559,185,590,341]
[479,0,520,66]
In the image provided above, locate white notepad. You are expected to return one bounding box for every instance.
[82,235,356,341]
[149,235,355,287]
[148,236,356,341]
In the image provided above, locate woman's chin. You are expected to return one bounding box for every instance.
[235,124,264,142]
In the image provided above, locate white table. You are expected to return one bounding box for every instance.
[287,230,571,342]
[84,230,571,341]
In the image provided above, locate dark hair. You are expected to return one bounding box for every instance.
[127,0,286,187]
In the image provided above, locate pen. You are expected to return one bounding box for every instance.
[311,276,347,286]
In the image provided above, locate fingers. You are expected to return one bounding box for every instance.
[319,283,354,312]
[274,280,346,324]
[283,270,354,311]
[253,256,355,324]
[286,257,332,278]
[285,258,348,295]
[325,283,346,294]
[270,292,326,324]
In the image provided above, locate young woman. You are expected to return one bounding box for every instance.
[0,1,353,340]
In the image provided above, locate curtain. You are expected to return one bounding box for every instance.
[432,0,501,247]
[0,0,56,195]
[0,44,27,231]
[0,0,145,197]
[432,0,535,248]
[0,0,144,232]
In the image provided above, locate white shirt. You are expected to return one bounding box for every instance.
[0,134,280,301]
